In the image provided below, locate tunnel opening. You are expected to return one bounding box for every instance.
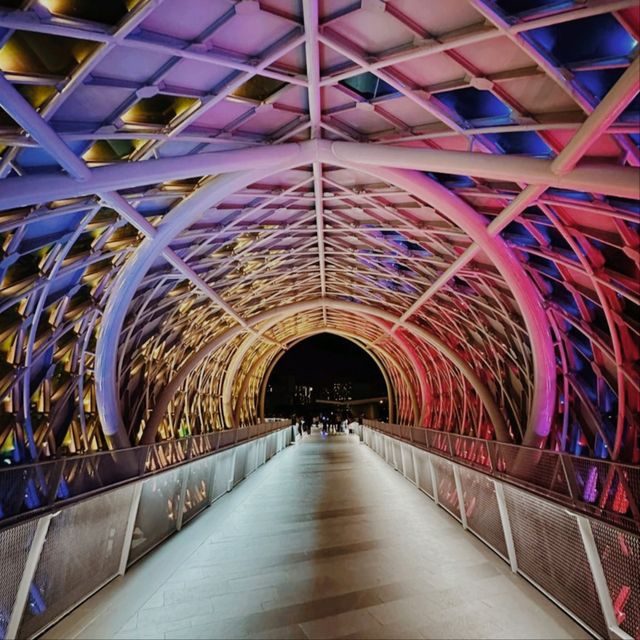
[264,333,389,423]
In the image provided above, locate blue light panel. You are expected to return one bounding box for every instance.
[435,87,511,124]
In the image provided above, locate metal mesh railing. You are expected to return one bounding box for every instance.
[0,520,37,637]
[18,486,135,639]
[0,420,291,529]
[363,424,640,640]
[364,420,640,535]
[233,445,249,486]
[503,484,608,638]
[211,449,235,501]
[414,448,434,497]
[457,466,508,559]
[430,456,461,521]
[590,519,640,638]
[400,444,416,484]
[128,465,185,565]
[181,456,215,526]
[1,425,293,640]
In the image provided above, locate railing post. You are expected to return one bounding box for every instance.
[138,446,148,477]
[412,448,420,488]
[428,454,439,506]
[6,512,55,640]
[208,453,219,503]
[493,480,518,573]
[228,448,237,491]
[575,515,629,640]
[452,463,467,529]
[484,440,495,472]
[118,481,143,575]
[487,441,498,475]
[175,466,190,532]
[143,445,153,475]
[46,459,66,506]
[559,454,579,504]
[614,465,640,523]
[403,444,411,478]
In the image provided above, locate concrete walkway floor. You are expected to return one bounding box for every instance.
[45,430,588,640]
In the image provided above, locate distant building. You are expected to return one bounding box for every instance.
[294,384,314,405]
[325,381,352,402]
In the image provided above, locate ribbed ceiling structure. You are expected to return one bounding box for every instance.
[0,0,638,464]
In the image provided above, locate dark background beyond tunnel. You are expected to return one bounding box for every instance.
[265,333,388,421]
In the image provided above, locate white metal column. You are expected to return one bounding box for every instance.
[576,515,631,640]
[452,464,467,529]
[428,454,439,506]
[6,513,56,640]
[228,448,238,491]
[118,482,143,574]
[412,449,420,487]
[208,455,219,504]
[494,480,518,573]
[175,468,190,531]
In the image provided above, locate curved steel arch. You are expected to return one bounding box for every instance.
[325,159,555,448]
[231,328,396,426]
[96,145,552,447]
[254,331,396,426]
[0,141,637,209]
[221,309,427,429]
[0,2,637,467]
[141,298,510,444]
[95,145,316,447]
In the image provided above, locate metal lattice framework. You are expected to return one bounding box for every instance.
[0,0,638,463]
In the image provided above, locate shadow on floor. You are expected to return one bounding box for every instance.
[44,429,588,640]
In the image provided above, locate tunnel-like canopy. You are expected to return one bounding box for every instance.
[0,0,638,463]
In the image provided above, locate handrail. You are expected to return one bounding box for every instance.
[0,420,291,529]
[364,420,640,534]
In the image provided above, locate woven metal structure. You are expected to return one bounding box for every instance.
[0,0,638,464]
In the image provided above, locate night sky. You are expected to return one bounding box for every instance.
[268,333,386,394]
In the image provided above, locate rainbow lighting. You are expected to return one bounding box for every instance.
[0,1,638,635]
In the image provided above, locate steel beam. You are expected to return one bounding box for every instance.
[329,142,639,199]
[96,147,316,446]
[0,74,90,181]
[100,192,284,350]
[0,141,637,211]
[374,57,640,445]
[0,76,593,449]
[0,74,291,448]
[0,142,308,210]
[312,162,329,325]
[330,162,555,447]
[318,0,637,87]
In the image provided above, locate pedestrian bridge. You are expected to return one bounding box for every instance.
[0,0,638,638]
[1,422,637,639]
[43,430,592,640]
